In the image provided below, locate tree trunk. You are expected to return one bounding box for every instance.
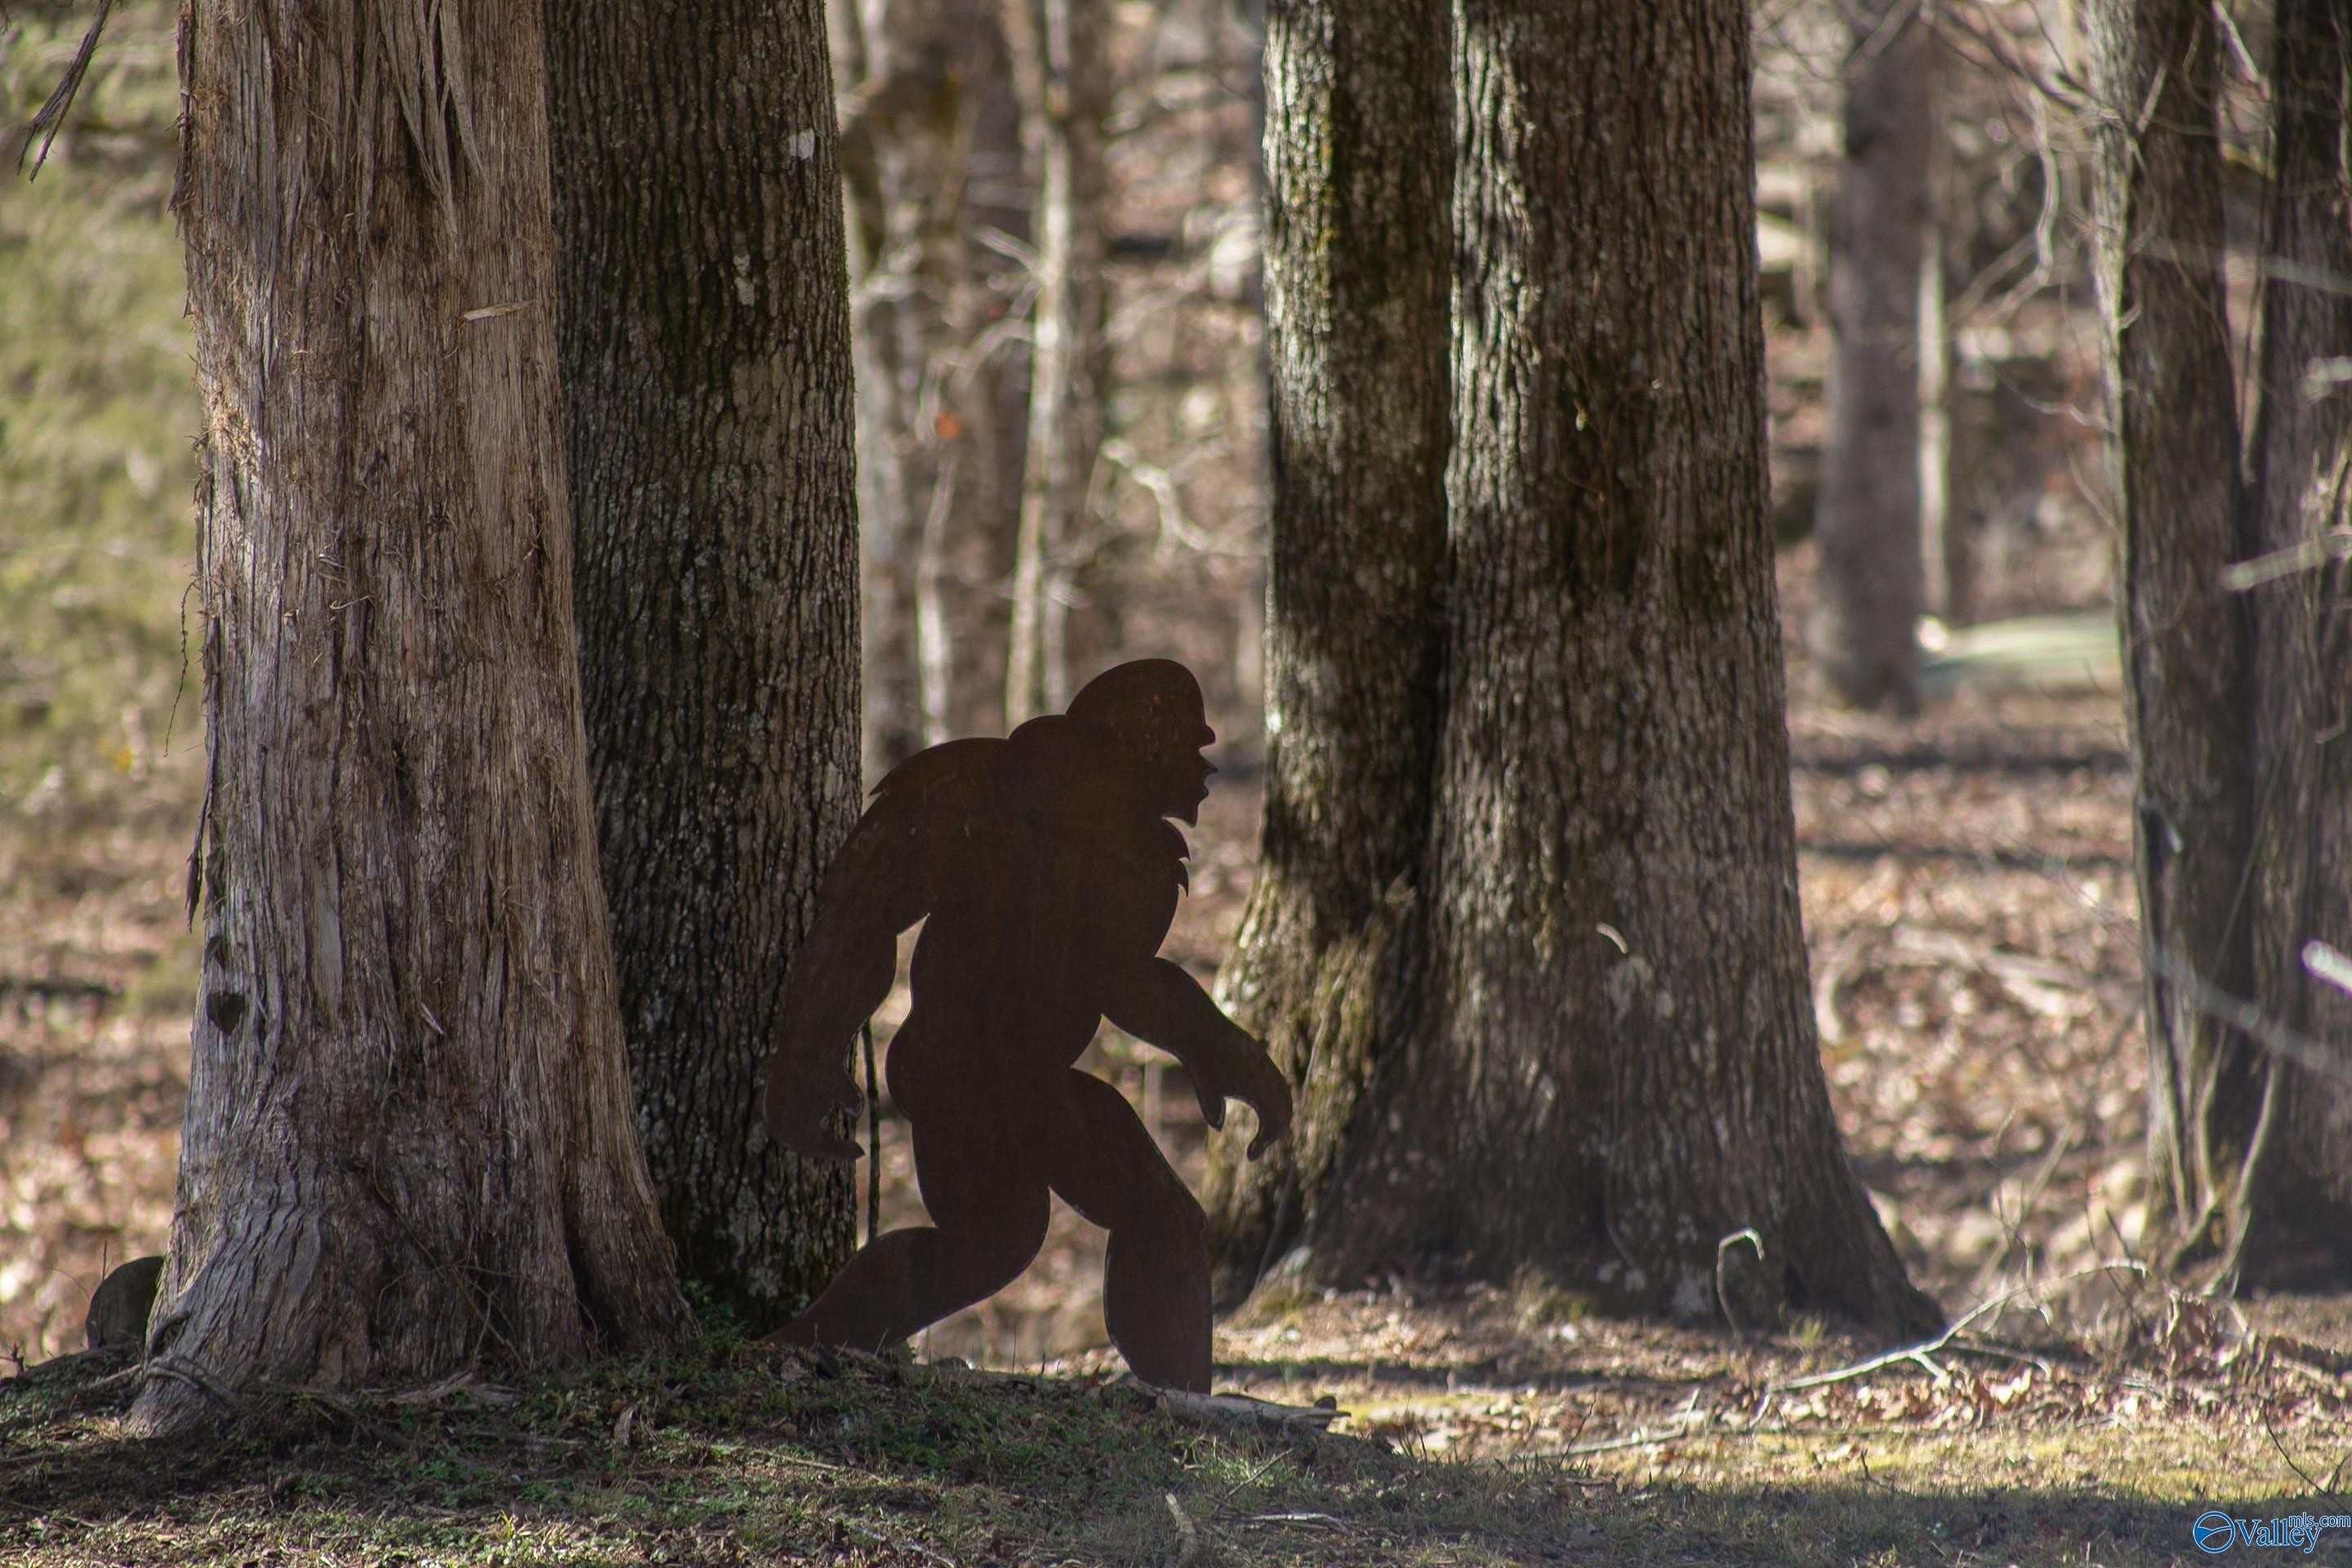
[1810,0,1931,711]
[545,0,865,1330]
[149,0,693,1432]
[2227,0,2352,1290]
[1003,0,1110,725]
[2084,0,2261,1276]
[1918,89,1959,624]
[1198,0,1455,1302]
[1212,0,1940,1339]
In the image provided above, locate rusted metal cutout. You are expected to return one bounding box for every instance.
[761,660,1291,1392]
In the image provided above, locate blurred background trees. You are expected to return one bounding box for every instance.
[822,0,1270,771]
[2088,0,2352,1291]
[9,0,2351,1366]
[1810,0,1934,712]
[826,0,2129,776]
[834,0,1028,766]
[817,0,2350,1322]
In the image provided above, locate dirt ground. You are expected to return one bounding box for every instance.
[893,542,2157,1376]
[11,11,2350,1556]
[8,545,2352,1512]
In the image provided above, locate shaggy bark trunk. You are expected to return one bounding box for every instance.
[1810,0,1931,710]
[2228,0,2352,1290]
[149,0,693,1432]
[545,0,865,1330]
[1198,0,1454,1302]
[1214,0,1940,1339]
[2084,0,2261,1276]
[1003,0,1109,724]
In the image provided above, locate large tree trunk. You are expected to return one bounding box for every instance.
[2227,0,2352,1290]
[1212,0,1939,1339]
[1198,0,1454,1302]
[2084,0,2261,1276]
[1809,0,1931,711]
[149,0,693,1433]
[545,0,865,1330]
[1003,0,1111,724]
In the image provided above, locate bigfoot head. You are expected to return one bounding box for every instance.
[1067,659,1218,825]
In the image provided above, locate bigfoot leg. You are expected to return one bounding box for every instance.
[1045,1071,1213,1392]
[768,1115,1049,1352]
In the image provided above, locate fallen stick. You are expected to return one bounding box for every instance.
[1145,1384,1345,1431]
[1780,1260,2145,1392]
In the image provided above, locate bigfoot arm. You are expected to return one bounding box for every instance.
[764,741,996,1160]
[761,884,905,1162]
[1102,959,1294,1160]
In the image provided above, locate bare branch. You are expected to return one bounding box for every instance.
[17,0,116,180]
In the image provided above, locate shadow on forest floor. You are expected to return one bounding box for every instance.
[4,1332,2345,1566]
[11,666,2352,1566]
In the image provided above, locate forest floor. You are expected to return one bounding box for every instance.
[10,7,2352,1554]
[11,617,2352,1562]
[2,1285,2349,1566]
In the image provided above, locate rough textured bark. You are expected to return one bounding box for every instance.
[545,0,864,1329]
[1212,0,1939,1338]
[151,0,693,1433]
[2229,0,2352,1290]
[2085,0,2262,1275]
[1197,0,1454,1301]
[1003,0,1110,724]
[1810,0,1931,710]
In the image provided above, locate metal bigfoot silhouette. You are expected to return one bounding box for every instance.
[761,659,1292,1391]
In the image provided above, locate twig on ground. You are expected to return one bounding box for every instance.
[383,1371,519,1406]
[1715,1228,1765,1338]
[1233,1509,1347,1530]
[1165,1492,1205,1566]
[1947,1341,2052,1373]
[1516,1417,2087,1467]
[2261,1403,2352,1516]
[771,1450,847,1472]
[1780,1261,2146,1392]
[1209,1447,1298,1512]
[1560,1429,1692,1459]
[1149,1384,1344,1431]
[1967,1117,2081,1300]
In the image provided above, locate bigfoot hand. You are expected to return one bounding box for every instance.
[1190,1030,1293,1160]
[764,1055,865,1163]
